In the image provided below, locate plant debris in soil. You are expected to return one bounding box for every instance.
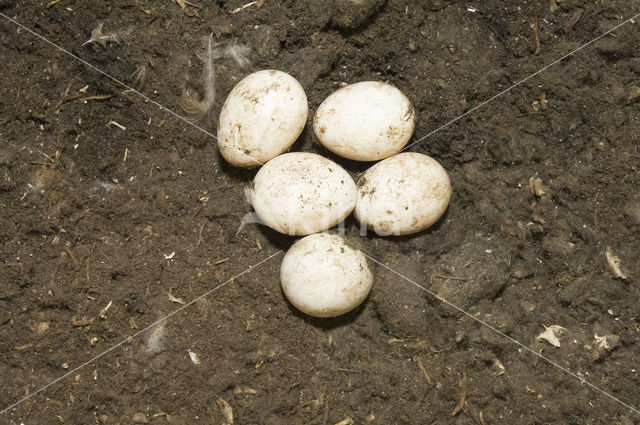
[1,1,639,424]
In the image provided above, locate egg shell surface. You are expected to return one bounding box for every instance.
[250,152,356,235]
[217,70,308,167]
[280,233,373,317]
[355,152,451,235]
[313,81,415,161]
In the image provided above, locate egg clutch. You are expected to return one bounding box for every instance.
[216,70,452,318]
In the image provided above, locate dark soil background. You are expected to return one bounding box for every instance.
[1,1,639,424]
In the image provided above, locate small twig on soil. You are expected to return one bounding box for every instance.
[531,17,541,55]
[15,343,34,351]
[416,356,432,384]
[215,258,229,265]
[99,300,113,319]
[54,83,80,109]
[229,1,258,14]
[337,368,357,373]
[450,370,467,416]
[39,150,56,164]
[47,0,63,7]
[434,275,468,282]
[195,222,205,248]
[78,94,112,102]
[62,245,81,270]
[107,120,126,131]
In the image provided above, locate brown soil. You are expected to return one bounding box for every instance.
[1,1,639,424]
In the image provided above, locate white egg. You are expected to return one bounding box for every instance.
[250,152,356,235]
[217,70,308,167]
[281,233,373,317]
[355,152,451,235]
[313,81,415,161]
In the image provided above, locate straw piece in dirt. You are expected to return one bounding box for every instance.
[167,291,186,305]
[605,247,628,280]
[450,370,467,416]
[229,1,257,14]
[233,386,257,395]
[414,356,432,384]
[15,343,34,351]
[107,120,126,131]
[531,18,541,55]
[479,411,488,425]
[99,300,112,319]
[78,95,112,102]
[216,397,233,425]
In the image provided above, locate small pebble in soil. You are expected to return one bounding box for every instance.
[332,0,387,30]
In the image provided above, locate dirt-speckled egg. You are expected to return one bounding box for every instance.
[250,152,356,235]
[281,233,373,317]
[355,152,451,235]
[313,81,414,161]
[217,70,308,167]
